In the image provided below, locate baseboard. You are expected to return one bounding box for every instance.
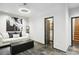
[53,47,66,53]
[30,39,44,45]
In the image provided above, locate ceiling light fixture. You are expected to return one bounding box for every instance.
[18,8,31,14]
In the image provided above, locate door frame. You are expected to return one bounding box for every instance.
[71,16,79,46]
[44,16,54,48]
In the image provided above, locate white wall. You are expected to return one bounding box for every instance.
[69,7,79,17]
[65,5,71,49]
[29,3,70,51]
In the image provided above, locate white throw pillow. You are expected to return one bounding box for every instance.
[22,32,29,36]
[0,35,3,42]
[1,32,9,39]
[13,34,19,38]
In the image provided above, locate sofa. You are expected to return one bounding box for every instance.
[0,32,29,47]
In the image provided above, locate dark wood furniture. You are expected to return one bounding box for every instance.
[10,40,34,55]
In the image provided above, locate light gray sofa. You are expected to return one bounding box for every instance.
[0,32,29,47]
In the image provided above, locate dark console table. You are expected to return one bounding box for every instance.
[10,40,34,55]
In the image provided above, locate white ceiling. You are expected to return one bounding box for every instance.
[0,3,60,17]
[68,3,79,9]
[0,3,79,18]
[0,3,30,18]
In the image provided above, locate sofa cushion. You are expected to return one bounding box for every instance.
[0,35,2,42]
[2,32,9,39]
[2,36,29,43]
[11,36,29,43]
[0,33,29,47]
[13,34,19,38]
[22,33,29,38]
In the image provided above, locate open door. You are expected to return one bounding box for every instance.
[44,16,54,48]
[71,17,79,46]
[73,18,79,45]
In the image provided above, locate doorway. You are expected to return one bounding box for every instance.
[44,16,54,48]
[71,17,79,48]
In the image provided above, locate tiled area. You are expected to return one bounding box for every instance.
[0,42,79,55]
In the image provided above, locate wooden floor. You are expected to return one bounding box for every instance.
[0,41,79,55]
[73,40,79,46]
